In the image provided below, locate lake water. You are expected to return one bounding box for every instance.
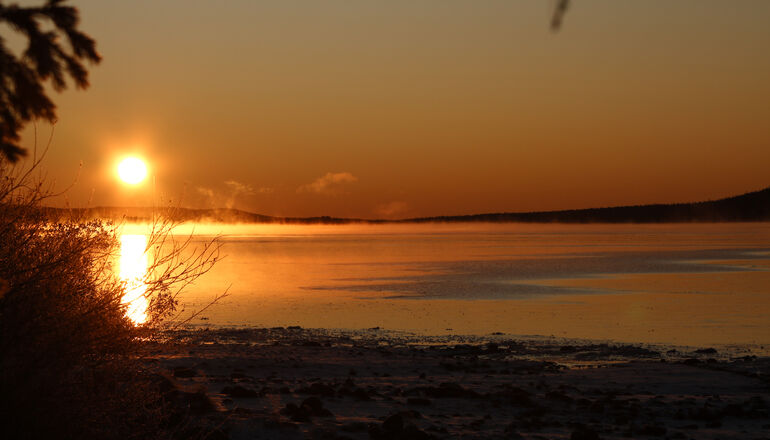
[121,222,770,346]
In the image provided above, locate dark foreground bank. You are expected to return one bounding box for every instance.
[143,327,769,440]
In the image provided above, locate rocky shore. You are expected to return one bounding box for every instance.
[143,327,769,439]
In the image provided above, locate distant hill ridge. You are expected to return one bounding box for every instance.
[411,186,770,223]
[46,186,770,224]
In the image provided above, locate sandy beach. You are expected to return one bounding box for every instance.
[144,327,770,439]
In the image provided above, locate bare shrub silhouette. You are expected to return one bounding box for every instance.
[0,142,224,438]
[141,206,227,328]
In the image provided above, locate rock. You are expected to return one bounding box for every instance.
[172,366,196,378]
[301,397,333,417]
[368,424,384,439]
[280,397,333,422]
[339,385,371,400]
[504,422,523,439]
[399,410,422,419]
[165,387,216,415]
[151,373,216,415]
[695,348,718,355]
[722,403,744,417]
[401,425,433,440]
[298,382,336,396]
[281,402,312,423]
[371,413,433,440]
[150,372,178,394]
[488,385,532,406]
[468,418,485,429]
[180,389,217,414]
[382,414,404,433]
[302,396,324,414]
[570,425,600,440]
[354,387,372,400]
[301,340,322,347]
[409,382,479,399]
[638,425,666,436]
[546,390,573,403]
[339,422,368,432]
[407,397,432,406]
[221,385,260,398]
[747,395,767,409]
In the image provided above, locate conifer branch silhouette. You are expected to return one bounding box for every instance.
[0,0,99,163]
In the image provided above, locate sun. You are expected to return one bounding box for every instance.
[117,157,148,185]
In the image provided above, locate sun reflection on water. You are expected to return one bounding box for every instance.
[120,234,149,324]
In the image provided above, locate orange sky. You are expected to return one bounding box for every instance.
[19,1,770,218]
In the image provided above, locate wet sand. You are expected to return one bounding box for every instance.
[145,327,770,439]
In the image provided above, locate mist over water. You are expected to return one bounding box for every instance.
[120,222,770,346]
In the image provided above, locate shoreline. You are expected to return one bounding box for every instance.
[144,327,770,439]
[174,324,770,358]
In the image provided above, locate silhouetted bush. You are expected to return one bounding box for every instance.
[0,151,221,438]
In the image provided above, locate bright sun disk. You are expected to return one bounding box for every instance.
[117,157,148,185]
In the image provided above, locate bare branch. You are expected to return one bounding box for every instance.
[551,0,570,32]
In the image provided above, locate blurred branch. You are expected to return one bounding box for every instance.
[551,0,570,31]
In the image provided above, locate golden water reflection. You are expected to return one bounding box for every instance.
[120,234,149,324]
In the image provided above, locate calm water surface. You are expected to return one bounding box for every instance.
[121,223,770,346]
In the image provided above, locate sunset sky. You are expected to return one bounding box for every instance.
[20,0,770,218]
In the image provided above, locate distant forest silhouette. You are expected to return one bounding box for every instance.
[46,186,770,224]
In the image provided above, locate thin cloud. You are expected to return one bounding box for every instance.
[197,180,272,209]
[224,179,255,209]
[196,186,214,199]
[224,179,254,195]
[375,201,408,218]
[297,172,358,195]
